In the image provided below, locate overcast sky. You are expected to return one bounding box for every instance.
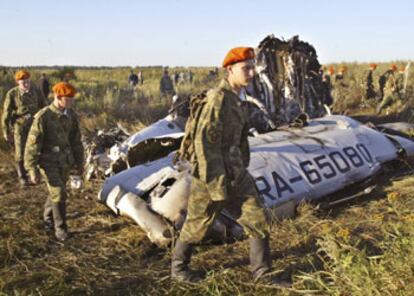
[0,0,413,67]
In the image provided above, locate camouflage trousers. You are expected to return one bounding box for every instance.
[179,173,269,244]
[379,93,398,112]
[40,165,70,203]
[40,165,71,234]
[13,118,32,162]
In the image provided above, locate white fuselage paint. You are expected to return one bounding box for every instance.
[98,115,414,246]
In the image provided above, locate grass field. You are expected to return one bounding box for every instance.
[0,64,413,295]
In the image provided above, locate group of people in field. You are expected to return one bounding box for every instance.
[320,63,408,114]
[2,71,82,242]
[128,67,193,101]
[128,69,144,87]
[367,64,407,114]
[159,68,194,98]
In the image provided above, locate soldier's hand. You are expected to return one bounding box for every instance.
[29,170,40,185]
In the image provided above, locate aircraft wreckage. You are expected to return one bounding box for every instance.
[87,35,414,247]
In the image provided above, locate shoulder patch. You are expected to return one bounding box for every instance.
[206,124,221,144]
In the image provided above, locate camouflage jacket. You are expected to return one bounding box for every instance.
[395,73,404,94]
[191,79,250,201]
[384,73,397,96]
[2,85,47,137]
[24,104,84,174]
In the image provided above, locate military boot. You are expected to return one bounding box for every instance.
[16,161,29,186]
[171,239,201,283]
[43,198,54,233]
[52,202,70,242]
[250,236,271,281]
[250,237,291,287]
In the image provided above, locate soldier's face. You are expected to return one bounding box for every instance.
[17,79,31,92]
[229,59,255,87]
[57,96,75,109]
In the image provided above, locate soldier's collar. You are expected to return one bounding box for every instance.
[18,87,31,95]
[238,88,247,101]
[50,103,68,116]
[219,79,247,101]
[220,79,238,95]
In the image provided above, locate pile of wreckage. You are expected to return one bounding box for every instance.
[83,35,414,247]
[85,35,328,180]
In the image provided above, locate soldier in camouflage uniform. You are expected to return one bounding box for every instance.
[1,70,48,186]
[395,66,405,100]
[171,47,282,285]
[377,65,398,114]
[321,67,334,107]
[318,66,335,108]
[25,82,84,241]
[365,63,377,100]
[378,65,396,102]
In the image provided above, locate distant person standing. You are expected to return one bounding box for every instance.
[321,67,334,107]
[137,70,144,85]
[178,72,185,85]
[377,65,398,114]
[334,65,348,86]
[378,65,397,101]
[25,82,84,242]
[1,70,48,186]
[38,73,50,99]
[173,72,179,85]
[365,63,377,100]
[128,70,138,87]
[395,66,405,100]
[186,70,193,84]
[160,69,175,99]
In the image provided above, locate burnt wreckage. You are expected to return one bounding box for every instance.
[251,34,327,126]
[85,35,414,247]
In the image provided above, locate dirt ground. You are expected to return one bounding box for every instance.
[1,134,413,295]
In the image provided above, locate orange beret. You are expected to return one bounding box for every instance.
[390,64,398,71]
[15,70,30,81]
[369,63,377,69]
[222,47,255,67]
[328,66,335,75]
[52,82,77,97]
